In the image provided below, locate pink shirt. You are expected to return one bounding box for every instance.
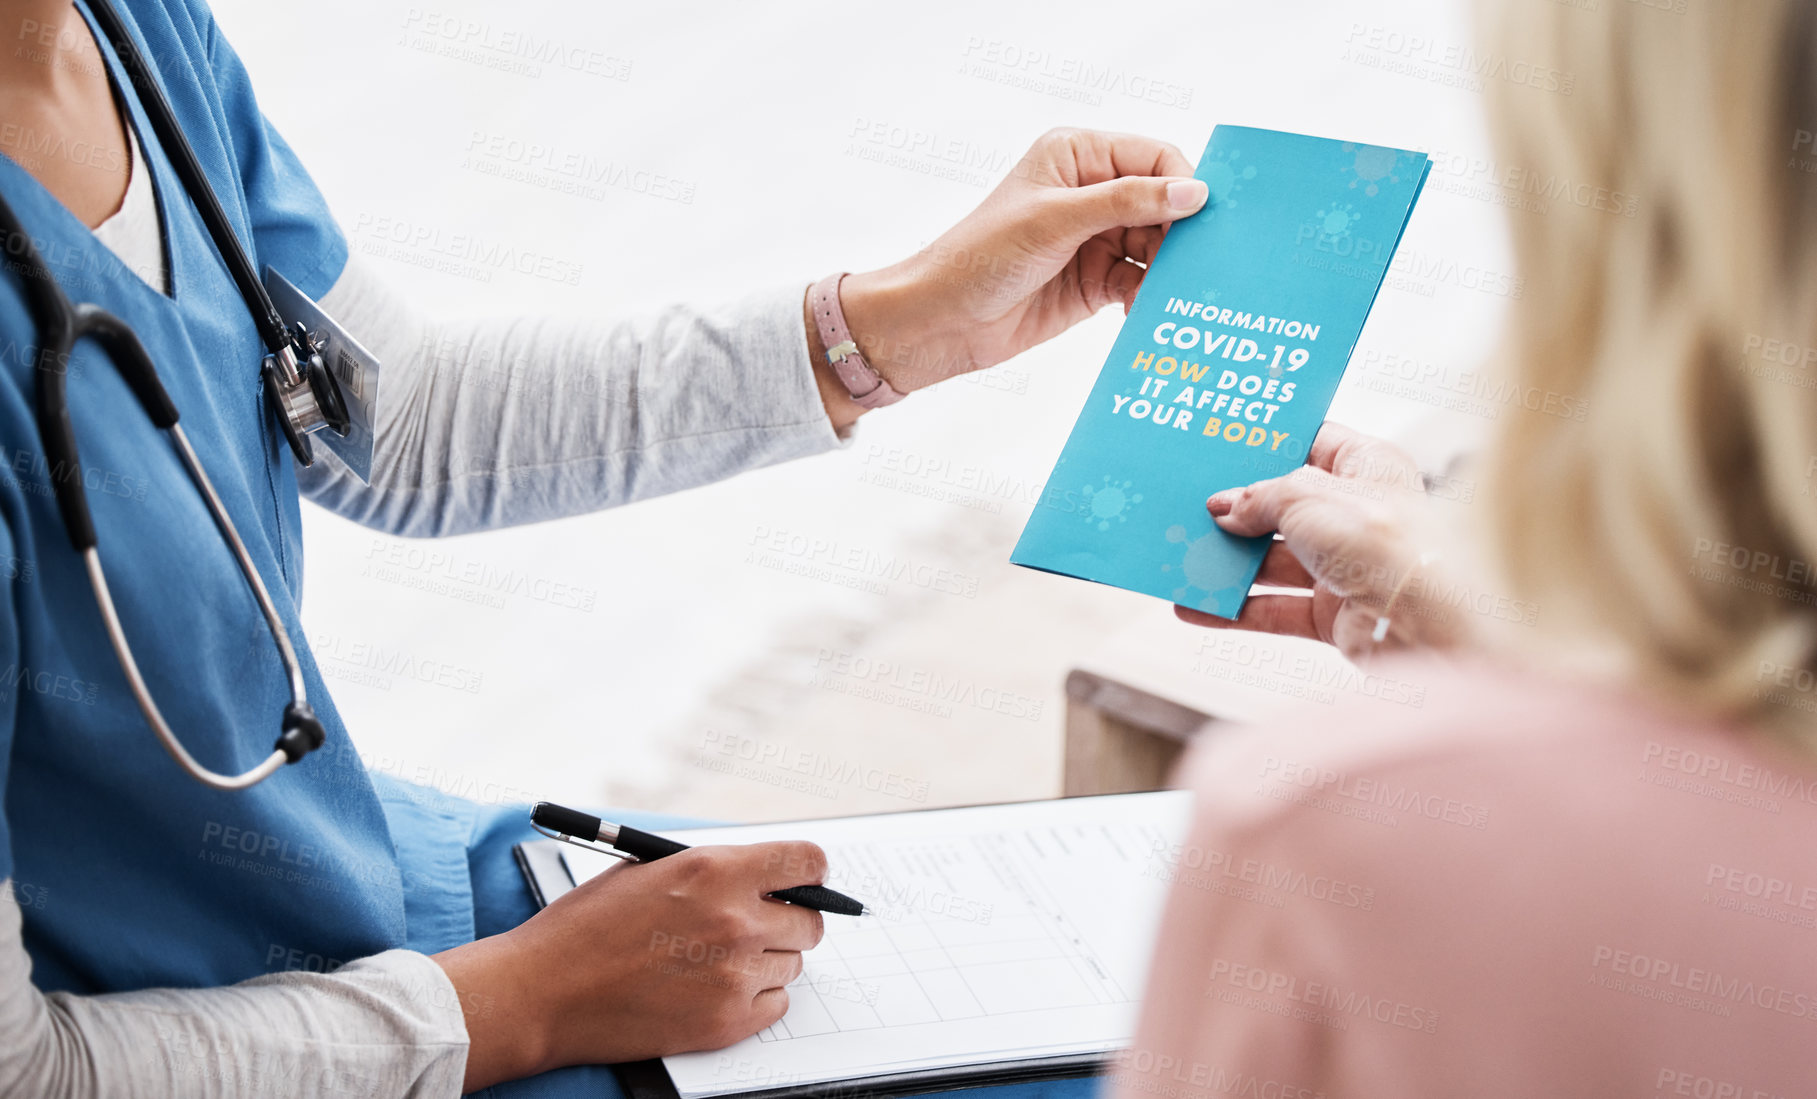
[1116,657,1817,1099]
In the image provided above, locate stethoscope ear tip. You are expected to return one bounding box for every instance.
[276,703,326,763]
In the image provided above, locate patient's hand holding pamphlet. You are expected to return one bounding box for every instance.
[1012,126,1430,618]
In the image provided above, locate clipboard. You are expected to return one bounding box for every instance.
[512,792,1190,1099]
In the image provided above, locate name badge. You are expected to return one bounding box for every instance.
[263,268,382,484]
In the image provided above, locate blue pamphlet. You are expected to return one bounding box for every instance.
[1011,126,1429,619]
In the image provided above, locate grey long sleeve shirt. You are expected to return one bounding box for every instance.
[297,255,842,536]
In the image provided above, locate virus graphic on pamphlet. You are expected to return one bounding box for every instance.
[1314,203,1361,242]
[1163,524,1240,613]
[1343,143,1404,197]
[1203,150,1257,208]
[1082,477,1143,532]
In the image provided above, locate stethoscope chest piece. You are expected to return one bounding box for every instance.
[262,330,351,467]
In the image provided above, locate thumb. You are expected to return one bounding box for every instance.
[1207,468,1339,539]
[1052,175,1208,241]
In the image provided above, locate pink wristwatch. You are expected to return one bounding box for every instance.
[810,272,905,409]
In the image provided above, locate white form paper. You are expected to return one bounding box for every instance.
[561,791,1193,1098]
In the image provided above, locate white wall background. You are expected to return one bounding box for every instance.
[207,0,1513,822]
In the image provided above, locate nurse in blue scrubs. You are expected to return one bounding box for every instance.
[0,1,1209,1095]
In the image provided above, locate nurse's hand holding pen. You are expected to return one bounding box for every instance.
[808,127,1210,429]
[437,841,828,1090]
[433,127,1208,1090]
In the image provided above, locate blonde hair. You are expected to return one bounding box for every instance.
[1477,0,1817,732]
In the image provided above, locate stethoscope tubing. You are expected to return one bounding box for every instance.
[83,546,289,791]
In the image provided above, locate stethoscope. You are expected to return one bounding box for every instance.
[0,0,353,790]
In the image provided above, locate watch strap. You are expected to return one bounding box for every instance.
[810,273,905,409]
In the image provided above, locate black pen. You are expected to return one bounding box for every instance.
[530,802,866,916]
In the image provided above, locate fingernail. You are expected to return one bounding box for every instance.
[1168,179,1209,211]
[1207,491,1235,517]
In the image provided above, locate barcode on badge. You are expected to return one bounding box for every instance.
[334,347,365,403]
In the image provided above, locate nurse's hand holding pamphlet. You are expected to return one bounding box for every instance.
[808,129,1210,426]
